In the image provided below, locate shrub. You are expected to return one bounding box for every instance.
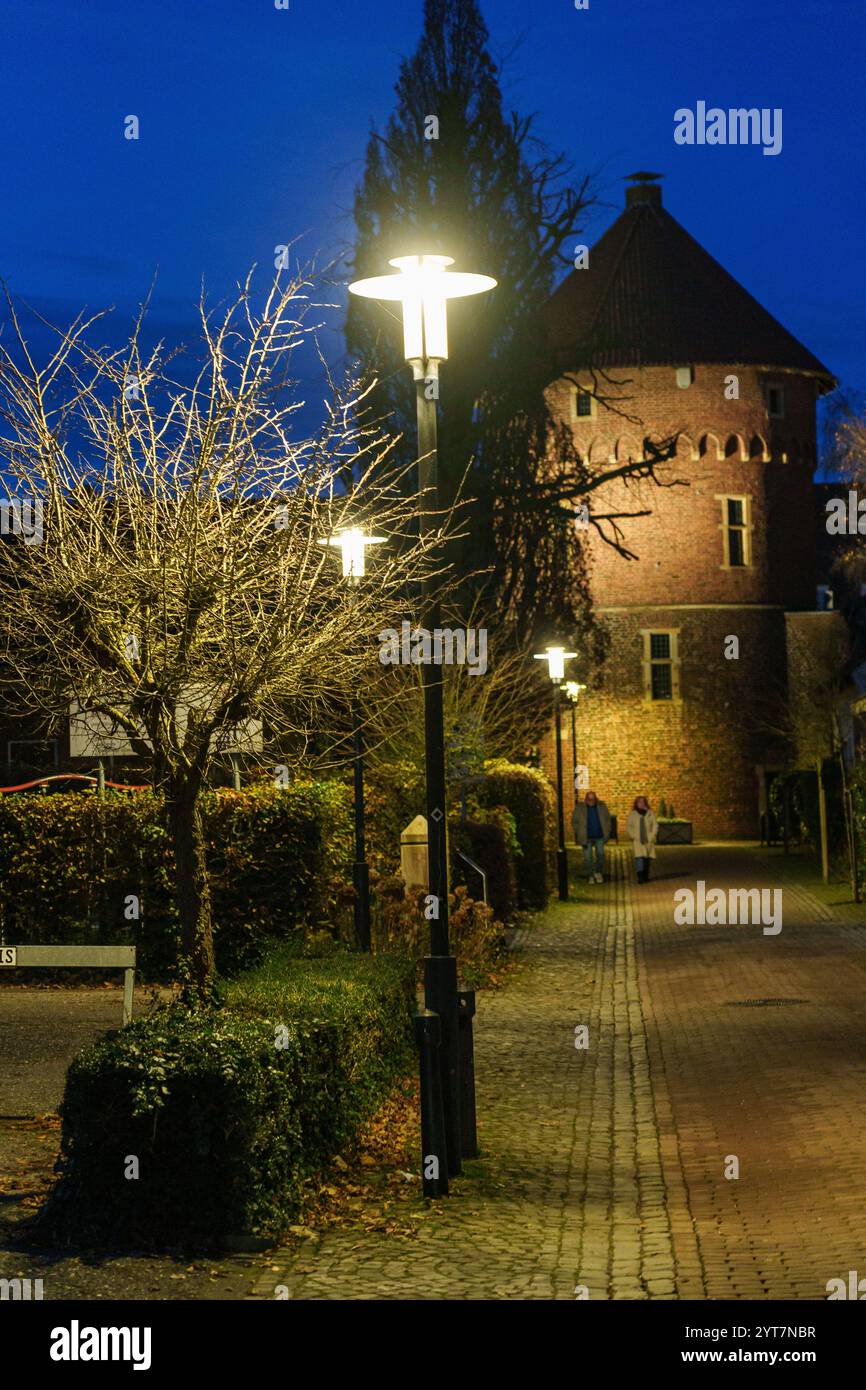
[0,781,353,977]
[206,781,353,972]
[769,762,847,861]
[478,759,554,910]
[38,950,415,1250]
[0,791,179,972]
[363,759,426,876]
[451,814,518,925]
[372,879,504,987]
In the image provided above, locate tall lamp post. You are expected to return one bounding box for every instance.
[534,645,577,901]
[319,526,385,952]
[564,680,587,792]
[350,255,495,1181]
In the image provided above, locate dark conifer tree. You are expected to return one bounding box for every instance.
[347,0,670,658]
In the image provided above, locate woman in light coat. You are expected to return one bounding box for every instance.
[626,795,658,884]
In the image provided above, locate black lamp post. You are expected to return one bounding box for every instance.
[564,680,587,794]
[534,645,577,902]
[319,526,384,952]
[350,255,496,1183]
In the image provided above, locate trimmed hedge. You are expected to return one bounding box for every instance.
[0,781,353,977]
[478,759,555,910]
[363,759,427,876]
[451,815,518,926]
[38,950,415,1251]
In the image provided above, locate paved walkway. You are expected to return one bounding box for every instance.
[252,843,866,1299]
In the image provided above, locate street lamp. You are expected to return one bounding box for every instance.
[319,526,386,950]
[350,253,496,1187]
[319,525,385,585]
[535,646,577,901]
[564,680,587,792]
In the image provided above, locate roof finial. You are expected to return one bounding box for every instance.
[625,172,663,208]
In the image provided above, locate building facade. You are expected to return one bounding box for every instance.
[540,175,835,839]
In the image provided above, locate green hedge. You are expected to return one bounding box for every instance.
[364,759,426,876]
[451,815,518,925]
[478,759,554,910]
[0,781,353,977]
[38,950,415,1251]
[769,764,846,857]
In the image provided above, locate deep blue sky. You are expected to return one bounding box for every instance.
[1,0,864,451]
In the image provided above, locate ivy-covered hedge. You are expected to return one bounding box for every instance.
[363,759,426,876]
[478,760,555,910]
[451,813,518,926]
[0,781,353,977]
[38,949,415,1251]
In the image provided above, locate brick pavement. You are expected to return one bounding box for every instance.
[253,842,866,1300]
[635,844,866,1300]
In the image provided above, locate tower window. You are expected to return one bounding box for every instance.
[642,629,680,702]
[675,366,694,389]
[766,386,785,418]
[717,494,752,568]
[574,388,594,418]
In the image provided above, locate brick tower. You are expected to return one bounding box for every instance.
[541,174,835,838]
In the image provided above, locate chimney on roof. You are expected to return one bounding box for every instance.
[625,171,663,208]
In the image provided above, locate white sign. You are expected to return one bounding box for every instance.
[574,763,589,791]
[0,946,17,966]
[69,703,142,758]
[69,692,263,758]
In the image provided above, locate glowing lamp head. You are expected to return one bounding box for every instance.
[534,645,577,685]
[318,527,385,584]
[564,681,587,703]
[349,254,496,364]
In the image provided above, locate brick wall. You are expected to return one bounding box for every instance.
[542,607,790,839]
[540,362,821,838]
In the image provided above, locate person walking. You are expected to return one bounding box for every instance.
[626,795,658,883]
[572,789,612,884]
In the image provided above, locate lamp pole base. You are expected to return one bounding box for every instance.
[557,847,569,902]
[423,954,462,1178]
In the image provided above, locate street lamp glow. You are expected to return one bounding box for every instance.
[534,645,577,685]
[564,680,587,703]
[318,526,385,583]
[349,254,497,363]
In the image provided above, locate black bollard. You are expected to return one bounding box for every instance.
[423,954,462,1177]
[457,988,478,1160]
[413,1009,449,1197]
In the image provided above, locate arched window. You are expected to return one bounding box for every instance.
[699,433,722,460]
[749,433,768,461]
[588,438,613,464]
[724,434,745,460]
[615,435,643,463]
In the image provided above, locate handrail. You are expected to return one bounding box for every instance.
[0,773,149,794]
[455,848,488,905]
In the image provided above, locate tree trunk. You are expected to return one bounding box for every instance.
[167,776,215,992]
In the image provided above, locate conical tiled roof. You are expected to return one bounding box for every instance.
[543,176,835,386]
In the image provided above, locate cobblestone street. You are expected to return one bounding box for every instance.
[253,843,866,1300]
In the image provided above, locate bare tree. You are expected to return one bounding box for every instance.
[0,271,451,990]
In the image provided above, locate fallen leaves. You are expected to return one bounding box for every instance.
[283,1079,431,1242]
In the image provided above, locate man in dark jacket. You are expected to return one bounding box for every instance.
[572,790,612,884]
